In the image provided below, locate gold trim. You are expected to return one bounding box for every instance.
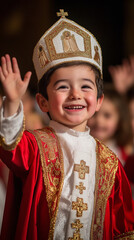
[0,116,25,151]
[114,231,134,239]
[90,139,118,240]
[29,127,64,240]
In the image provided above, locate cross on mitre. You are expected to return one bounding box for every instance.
[57,9,68,18]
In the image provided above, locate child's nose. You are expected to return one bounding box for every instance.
[69,88,82,100]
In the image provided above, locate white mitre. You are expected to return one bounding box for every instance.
[33,9,102,81]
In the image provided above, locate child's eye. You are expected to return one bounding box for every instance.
[57,85,69,90]
[104,112,111,119]
[82,85,91,89]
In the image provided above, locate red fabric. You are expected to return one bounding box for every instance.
[0,130,134,239]
[0,160,8,188]
[0,131,50,240]
[119,146,129,164]
[103,161,134,239]
[124,154,134,183]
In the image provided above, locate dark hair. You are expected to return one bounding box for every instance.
[104,83,133,147]
[37,61,103,99]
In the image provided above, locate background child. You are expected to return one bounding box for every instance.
[0,10,134,240]
[88,83,133,166]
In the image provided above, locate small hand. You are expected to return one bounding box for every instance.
[108,56,134,94]
[0,54,32,116]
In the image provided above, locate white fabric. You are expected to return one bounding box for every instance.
[0,100,24,145]
[0,105,96,239]
[49,121,96,240]
[0,180,6,233]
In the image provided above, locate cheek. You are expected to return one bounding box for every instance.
[87,94,98,107]
[49,94,64,111]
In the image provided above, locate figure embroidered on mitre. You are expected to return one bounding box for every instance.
[38,45,49,68]
[93,45,100,65]
[61,31,79,53]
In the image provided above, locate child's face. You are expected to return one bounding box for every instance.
[38,65,103,132]
[88,98,119,142]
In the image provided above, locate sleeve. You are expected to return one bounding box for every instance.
[0,130,39,179]
[0,99,24,145]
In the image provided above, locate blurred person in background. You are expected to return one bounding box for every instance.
[108,55,134,95]
[88,83,133,166]
[124,85,134,198]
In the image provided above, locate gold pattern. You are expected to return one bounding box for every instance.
[76,182,86,194]
[61,31,79,53]
[90,139,118,240]
[38,45,49,68]
[71,219,83,232]
[94,45,100,64]
[68,232,83,240]
[72,197,88,217]
[57,9,68,18]
[114,230,134,239]
[45,21,92,62]
[0,115,25,151]
[29,127,64,240]
[74,160,89,179]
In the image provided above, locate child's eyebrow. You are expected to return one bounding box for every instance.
[82,78,95,86]
[53,79,68,86]
[53,78,95,86]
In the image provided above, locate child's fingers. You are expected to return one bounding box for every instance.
[1,56,8,77]
[5,54,13,73]
[0,66,5,82]
[12,57,21,74]
[23,71,32,85]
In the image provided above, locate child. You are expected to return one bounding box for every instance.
[0,10,134,240]
[88,83,133,166]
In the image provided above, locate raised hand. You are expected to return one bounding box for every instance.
[0,54,32,117]
[108,56,134,94]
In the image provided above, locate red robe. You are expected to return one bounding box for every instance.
[0,127,134,240]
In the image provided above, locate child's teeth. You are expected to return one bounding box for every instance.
[67,106,83,109]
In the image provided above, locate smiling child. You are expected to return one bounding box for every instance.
[0,10,134,240]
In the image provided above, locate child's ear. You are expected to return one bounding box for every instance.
[96,94,104,112]
[36,93,49,112]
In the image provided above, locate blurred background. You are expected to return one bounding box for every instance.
[0,0,134,94]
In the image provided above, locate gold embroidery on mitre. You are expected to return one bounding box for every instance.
[61,31,79,53]
[68,232,83,240]
[94,45,100,65]
[38,45,49,68]
[114,230,134,239]
[72,197,88,217]
[45,21,92,61]
[74,160,89,179]
[76,182,86,194]
[90,139,118,240]
[29,127,64,240]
